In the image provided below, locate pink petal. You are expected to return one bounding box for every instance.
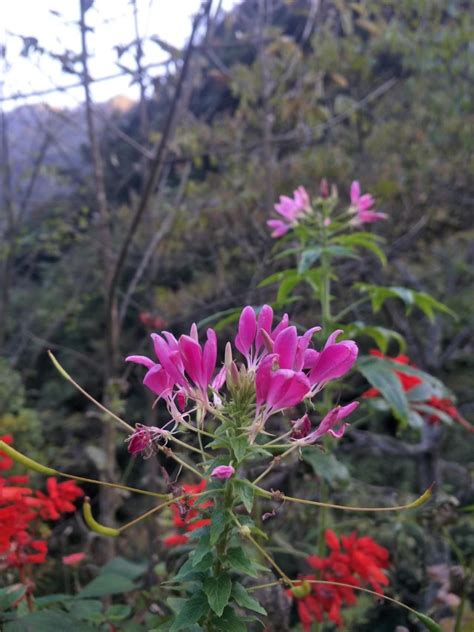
[202,328,217,385]
[267,369,310,410]
[256,305,274,350]
[255,355,276,406]
[274,326,298,369]
[212,365,227,392]
[235,306,257,358]
[358,194,375,211]
[267,219,290,237]
[271,313,289,339]
[308,341,358,385]
[152,334,186,386]
[350,181,361,205]
[143,365,172,398]
[125,355,155,369]
[179,335,204,388]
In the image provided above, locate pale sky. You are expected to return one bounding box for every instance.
[1,0,237,111]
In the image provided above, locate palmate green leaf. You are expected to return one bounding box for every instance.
[277,273,302,303]
[332,232,387,266]
[345,322,406,354]
[355,283,456,321]
[169,593,208,632]
[231,583,267,615]
[298,247,322,273]
[203,574,232,617]
[257,269,296,288]
[358,355,410,424]
[413,404,454,425]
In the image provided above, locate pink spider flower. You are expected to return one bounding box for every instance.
[126,324,221,407]
[350,181,387,224]
[267,186,311,237]
[291,402,359,444]
[235,304,291,371]
[125,423,171,458]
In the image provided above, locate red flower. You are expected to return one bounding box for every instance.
[289,530,390,629]
[363,351,422,398]
[0,435,83,588]
[62,552,86,566]
[36,478,84,520]
[164,481,212,547]
[0,435,14,471]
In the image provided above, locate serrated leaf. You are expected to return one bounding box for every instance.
[192,530,211,566]
[169,593,208,631]
[302,449,349,483]
[104,604,132,621]
[233,480,254,513]
[232,583,267,615]
[214,606,247,632]
[225,548,262,577]
[358,356,409,423]
[67,599,103,620]
[232,435,249,463]
[78,574,136,598]
[203,575,232,617]
[101,556,146,580]
[210,509,229,545]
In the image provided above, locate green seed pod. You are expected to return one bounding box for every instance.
[0,441,57,476]
[83,498,120,537]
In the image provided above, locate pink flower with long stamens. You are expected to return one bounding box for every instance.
[350,181,387,224]
[235,305,291,370]
[292,402,359,444]
[125,424,170,457]
[267,186,311,237]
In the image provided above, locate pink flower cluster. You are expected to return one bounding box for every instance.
[126,305,359,452]
[267,186,310,237]
[350,181,387,225]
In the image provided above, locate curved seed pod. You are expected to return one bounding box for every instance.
[82,498,120,537]
[0,441,57,476]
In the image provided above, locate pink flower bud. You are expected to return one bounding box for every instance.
[210,465,235,479]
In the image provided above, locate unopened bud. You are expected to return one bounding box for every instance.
[240,525,251,537]
[224,341,233,368]
[319,178,329,198]
[331,184,338,199]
